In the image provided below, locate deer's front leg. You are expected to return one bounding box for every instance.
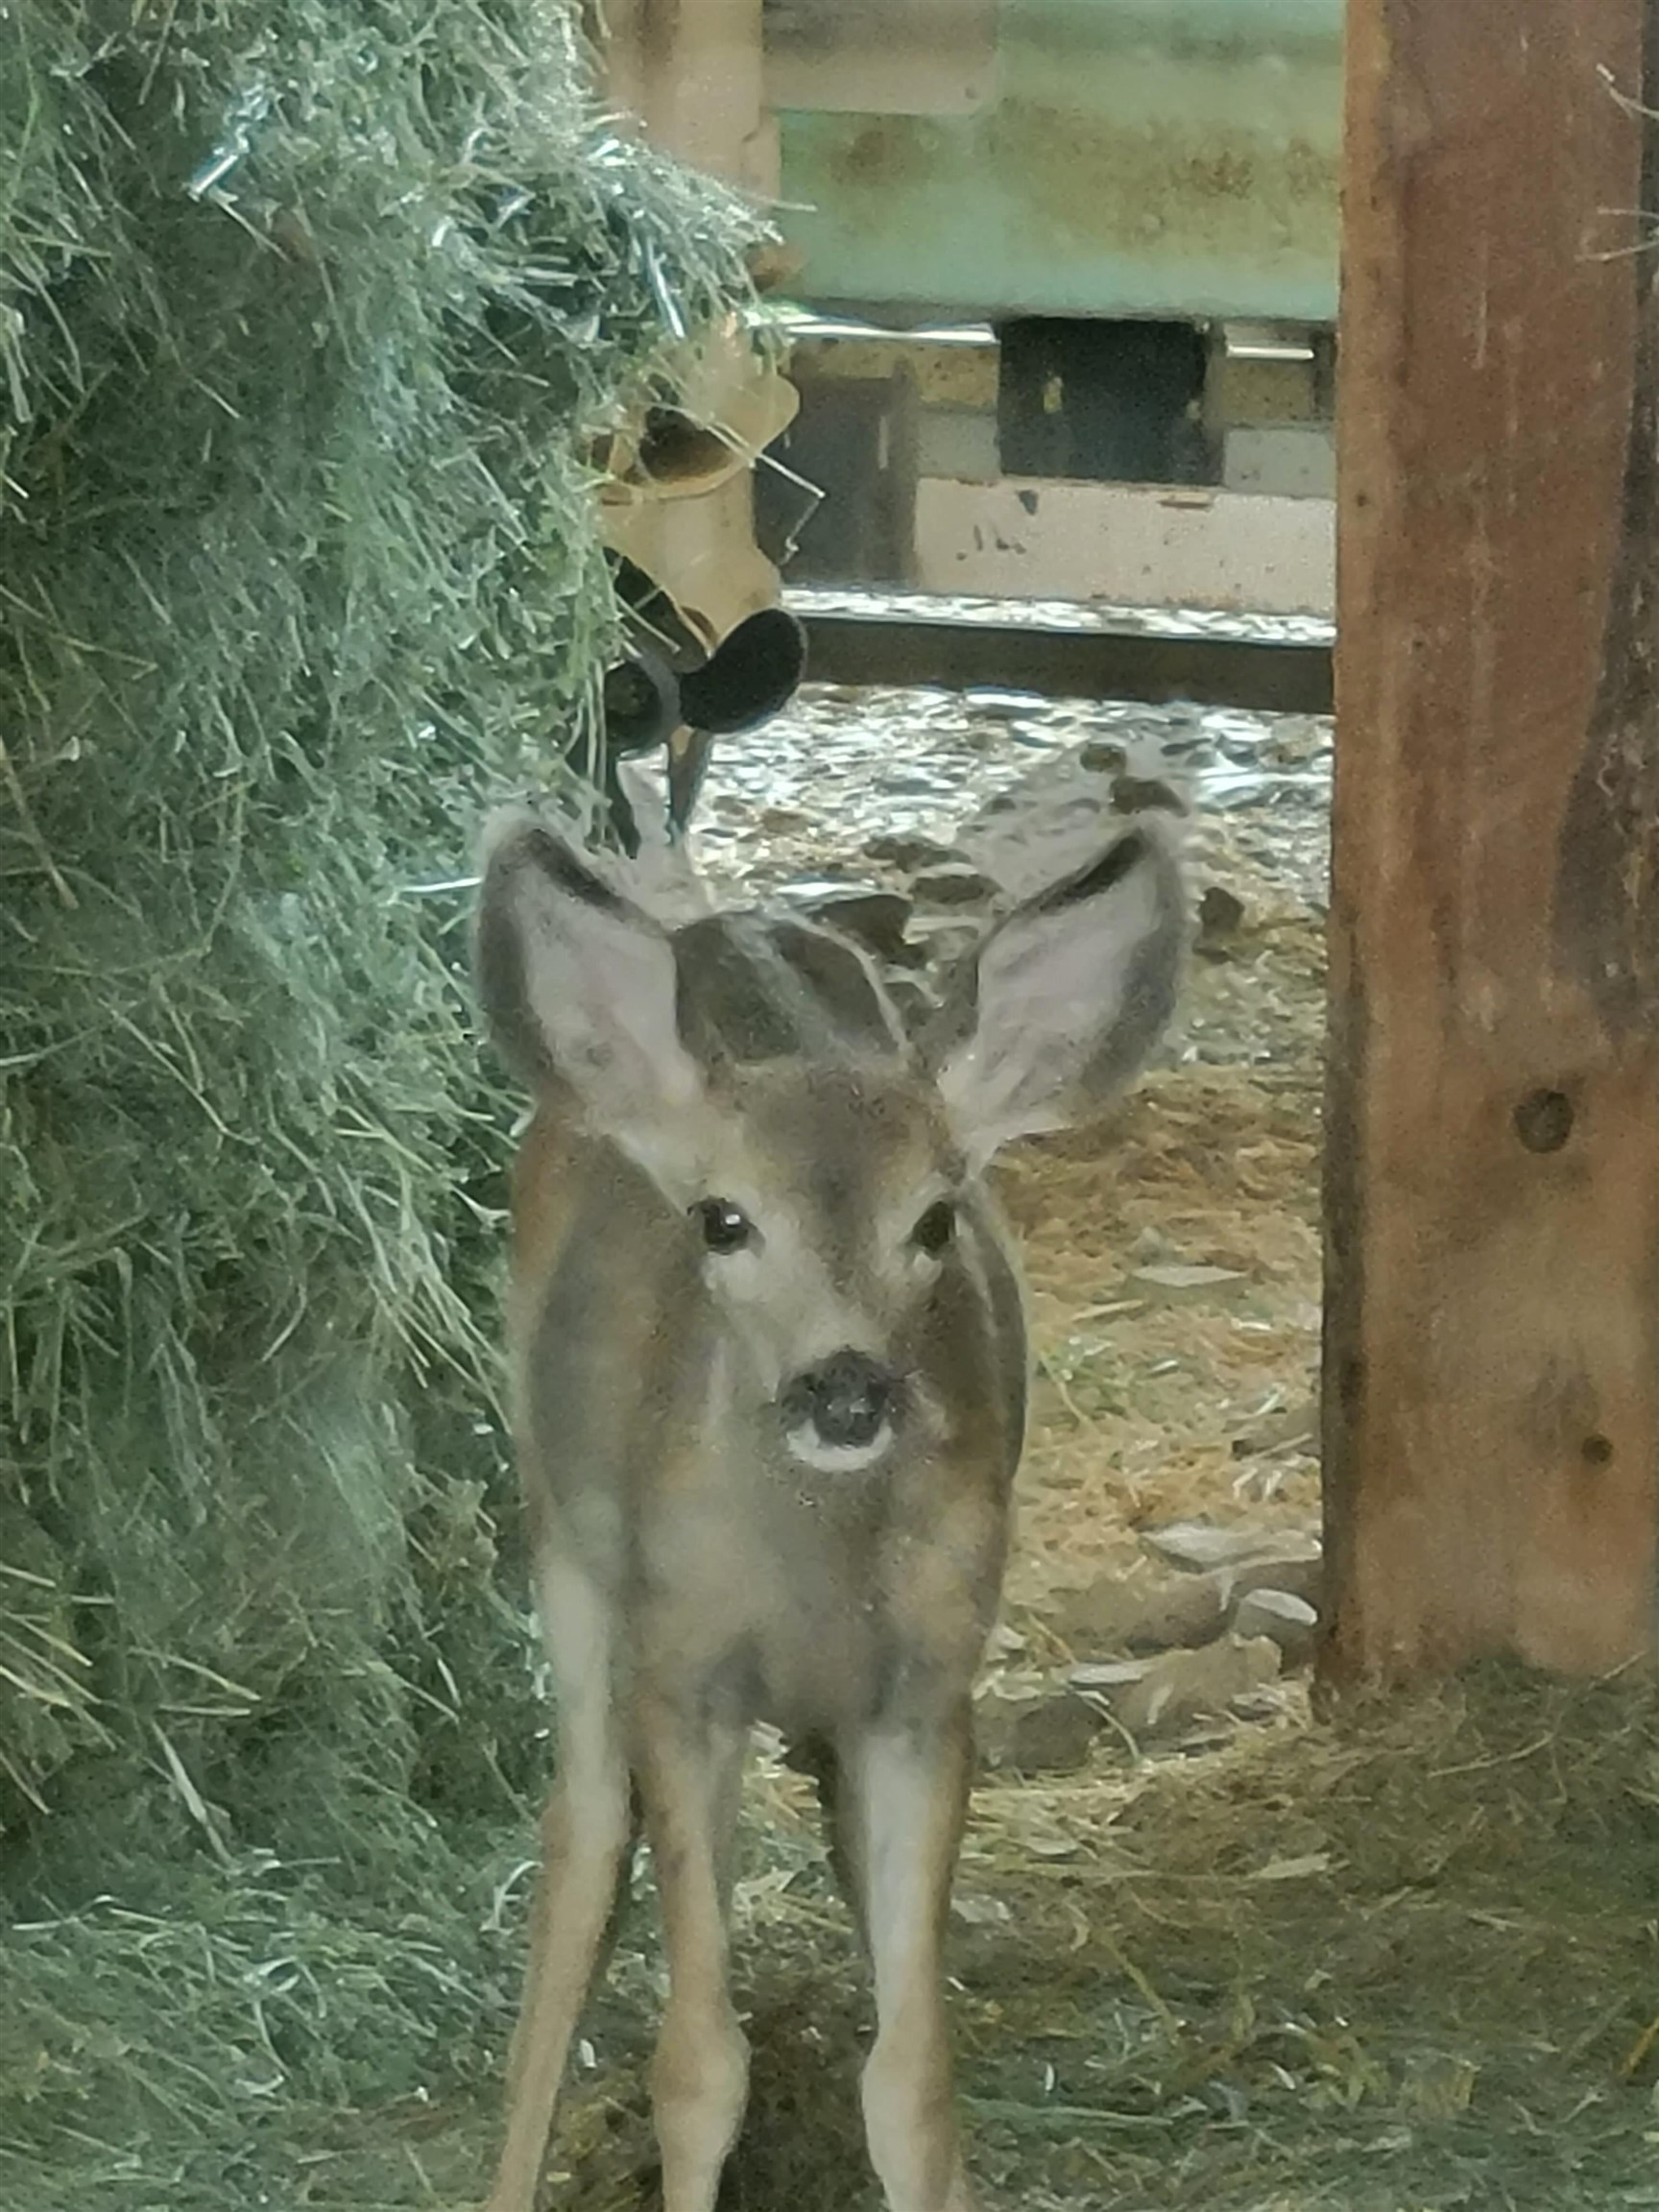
[848,1701,978,2212]
[637,1695,751,2212]
[486,1561,634,2212]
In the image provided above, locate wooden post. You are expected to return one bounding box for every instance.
[1323,0,1659,1679]
[603,0,775,194]
[593,1,795,647]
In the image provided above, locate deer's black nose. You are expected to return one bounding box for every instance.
[783,1351,897,1451]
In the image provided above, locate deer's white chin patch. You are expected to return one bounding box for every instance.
[784,1424,896,1477]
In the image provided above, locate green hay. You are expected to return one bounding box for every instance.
[0,1839,515,2212]
[0,2,760,2200]
[0,0,757,1821]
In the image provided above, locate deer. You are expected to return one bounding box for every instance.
[472,802,1185,2212]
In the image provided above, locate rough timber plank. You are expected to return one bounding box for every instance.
[1323,0,1659,1679]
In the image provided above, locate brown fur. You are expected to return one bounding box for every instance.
[472,812,1183,2212]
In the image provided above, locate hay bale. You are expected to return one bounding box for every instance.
[0,4,765,2197]
[0,0,756,1867]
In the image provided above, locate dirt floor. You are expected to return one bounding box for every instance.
[481,682,1658,2212]
[32,673,1642,2212]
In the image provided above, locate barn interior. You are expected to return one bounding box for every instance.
[1,6,1655,2212]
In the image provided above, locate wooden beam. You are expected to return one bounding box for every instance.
[1323,0,1659,1679]
[793,605,1333,715]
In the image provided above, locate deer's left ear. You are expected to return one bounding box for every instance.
[930,823,1185,1166]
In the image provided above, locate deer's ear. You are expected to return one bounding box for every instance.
[474,810,707,1193]
[931,824,1185,1166]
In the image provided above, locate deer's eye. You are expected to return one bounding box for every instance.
[694,1198,756,1255]
[911,1199,957,1256]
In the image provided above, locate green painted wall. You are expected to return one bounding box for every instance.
[777,0,1342,325]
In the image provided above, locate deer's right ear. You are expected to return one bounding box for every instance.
[474,811,706,1175]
